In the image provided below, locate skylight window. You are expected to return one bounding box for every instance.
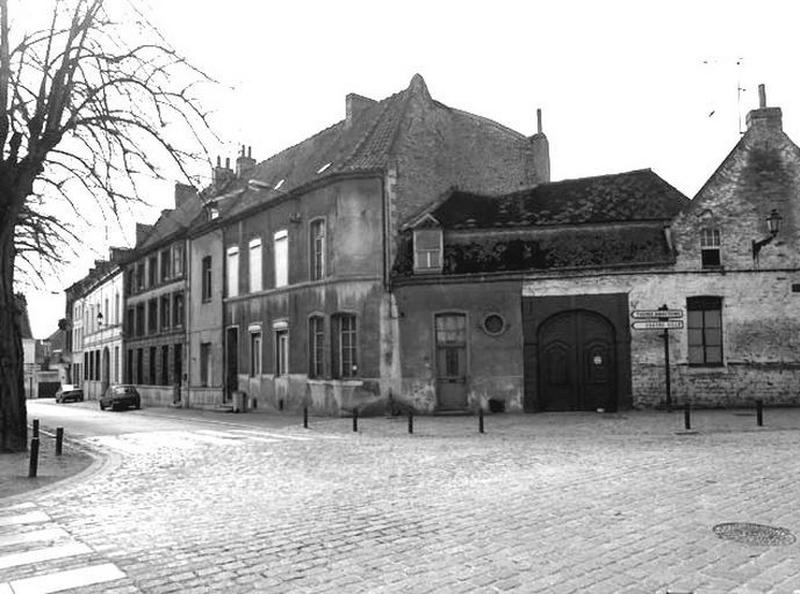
[274,179,285,190]
[317,162,332,174]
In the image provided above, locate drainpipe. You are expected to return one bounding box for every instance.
[185,235,191,409]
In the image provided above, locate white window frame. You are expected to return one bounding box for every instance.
[310,219,326,281]
[249,238,263,293]
[413,228,443,273]
[226,246,239,297]
[274,229,288,288]
[250,329,262,376]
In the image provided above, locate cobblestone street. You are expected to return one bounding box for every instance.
[4,406,800,593]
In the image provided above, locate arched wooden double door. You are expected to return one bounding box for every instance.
[538,310,616,411]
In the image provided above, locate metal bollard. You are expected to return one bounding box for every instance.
[352,408,358,432]
[478,408,485,434]
[684,401,691,431]
[303,407,308,429]
[32,419,39,438]
[55,427,64,456]
[28,438,39,478]
[408,412,414,434]
[756,400,764,427]
[278,399,284,411]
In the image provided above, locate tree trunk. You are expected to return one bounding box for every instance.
[0,226,26,452]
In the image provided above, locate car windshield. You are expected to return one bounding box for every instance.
[114,386,138,395]
[61,384,76,391]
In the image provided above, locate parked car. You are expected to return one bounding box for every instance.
[55,384,84,403]
[99,385,141,411]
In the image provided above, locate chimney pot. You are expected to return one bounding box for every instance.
[216,155,221,167]
[248,146,252,158]
[225,157,230,169]
[537,108,543,134]
[759,84,766,108]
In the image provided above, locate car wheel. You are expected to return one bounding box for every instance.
[99,402,106,410]
[134,402,141,410]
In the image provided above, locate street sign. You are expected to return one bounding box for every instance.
[631,309,683,319]
[631,320,684,330]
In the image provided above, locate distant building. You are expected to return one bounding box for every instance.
[16,294,37,398]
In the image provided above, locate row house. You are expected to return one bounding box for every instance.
[121,184,199,405]
[190,74,551,413]
[392,85,800,411]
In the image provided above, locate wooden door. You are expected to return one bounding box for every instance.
[435,314,468,410]
[538,310,615,411]
[225,327,239,401]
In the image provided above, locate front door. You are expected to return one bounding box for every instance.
[435,313,468,410]
[538,310,616,411]
[225,327,239,402]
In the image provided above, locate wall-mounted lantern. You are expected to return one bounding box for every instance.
[96,311,104,327]
[752,209,783,260]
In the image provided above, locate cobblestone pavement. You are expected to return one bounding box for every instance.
[4,407,800,593]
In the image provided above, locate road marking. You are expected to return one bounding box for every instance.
[231,429,313,441]
[0,512,49,528]
[0,528,69,549]
[2,563,125,594]
[0,542,91,570]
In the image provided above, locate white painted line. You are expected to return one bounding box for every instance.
[7,563,125,594]
[0,512,49,528]
[0,527,69,548]
[231,429,312,441]
[0,542,91,570]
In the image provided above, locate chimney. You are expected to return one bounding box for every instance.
[212,155,234,186]
[346,93,376,128]
[108,247,131,263]
[529,107,550,183]
[236,144,256,178]
[174,182,197,208]
[746,83,782,132]
[135,223,154,246]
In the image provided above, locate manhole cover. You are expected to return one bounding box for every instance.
[713,523,796,546]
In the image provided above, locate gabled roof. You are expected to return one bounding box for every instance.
[432,169,689,229]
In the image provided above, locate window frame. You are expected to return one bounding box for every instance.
[309,218,326,281]
[413,228,444,273]
[687,296,724,367]
[250,329,263,377]
[274,229,288,288]
[248,237,263,293]
[226,246,239,297]
[201,255,212,302]
[331,313,358,379]
[700,228,721,268]
[275,328,289,377]
[308,315,325,378]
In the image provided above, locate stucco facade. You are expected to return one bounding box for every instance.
[82,268,124,400]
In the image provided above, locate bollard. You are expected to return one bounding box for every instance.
[55,427,64,456]
[756,400,764,427]
[478,408,485,434]
[28,437,39,478]
[278,399,284,412]
[352,408,358,432]
[32,419,39,438]
[684,401,691,431]
[408,412,414,434]
[303,407,308,429]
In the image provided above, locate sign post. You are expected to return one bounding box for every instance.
[631,304,684,412]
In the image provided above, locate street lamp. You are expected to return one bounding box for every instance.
[752,209,783,260]
[96,311,104,327]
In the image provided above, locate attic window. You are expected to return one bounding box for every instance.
[413,228,443,273]
[274,179,285,190]
[317,162,332,174]
[701,228,721,268]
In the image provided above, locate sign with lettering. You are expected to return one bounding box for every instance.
[631,320,684,330]
[631,309,683,319]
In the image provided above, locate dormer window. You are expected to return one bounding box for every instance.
[700,228,721,268]
[414,228,443,273]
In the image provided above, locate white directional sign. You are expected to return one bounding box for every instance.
[631,320,684,330]
[631,309,683,319]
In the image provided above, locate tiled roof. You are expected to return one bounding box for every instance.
[137,194,203,251]
[431,169,689,229]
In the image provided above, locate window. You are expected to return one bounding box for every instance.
[174,343,183,385]
[114,294,119,325]
[332,314,357,378]
[308,316,324,378]
[149,346,157,385]
[114,346,119,383]
[160,249,171,281]
[136,348,143,384]
[275,329,289,376]
[274,230,288,287]
[310,220,326,280]
[136,263,145,291]
[201,256,212,302]
[127,349,134,384]
[173,243,185,277]
[687,296,723,366]
[104,298,109,325]
[148,298,158,334]
[160,295,171,330]
[226,246,239,297]
[249,238,263,292]
[200,343,211,387]
[173,292,185,327]
[250,330,262,376]
[84,352,89,380]
[161,345,170,385]
[124,270,133,295]
[413,229,443,272]
[126,307,135,336]
[135,303,145,336]
[701,228,721,268]
[148,255,158,287]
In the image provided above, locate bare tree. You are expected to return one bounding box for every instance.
[0,0,213,451]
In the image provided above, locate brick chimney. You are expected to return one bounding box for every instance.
[529,108,550,183]
[346,93,376,128]
[174,182,197,208]
[135,223,154,246]
[746,84,782,132]
[212,155,234,187]
[235,145,256,178]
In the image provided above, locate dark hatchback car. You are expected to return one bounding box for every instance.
[55,384,84,403]
[100,385,142,411]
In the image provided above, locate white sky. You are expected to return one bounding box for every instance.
[23,0,800,337]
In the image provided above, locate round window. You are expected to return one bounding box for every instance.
[483,314,505,335]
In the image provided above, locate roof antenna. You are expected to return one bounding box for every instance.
[736,58,745,135]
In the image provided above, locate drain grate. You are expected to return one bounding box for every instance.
[713,522,796,546]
